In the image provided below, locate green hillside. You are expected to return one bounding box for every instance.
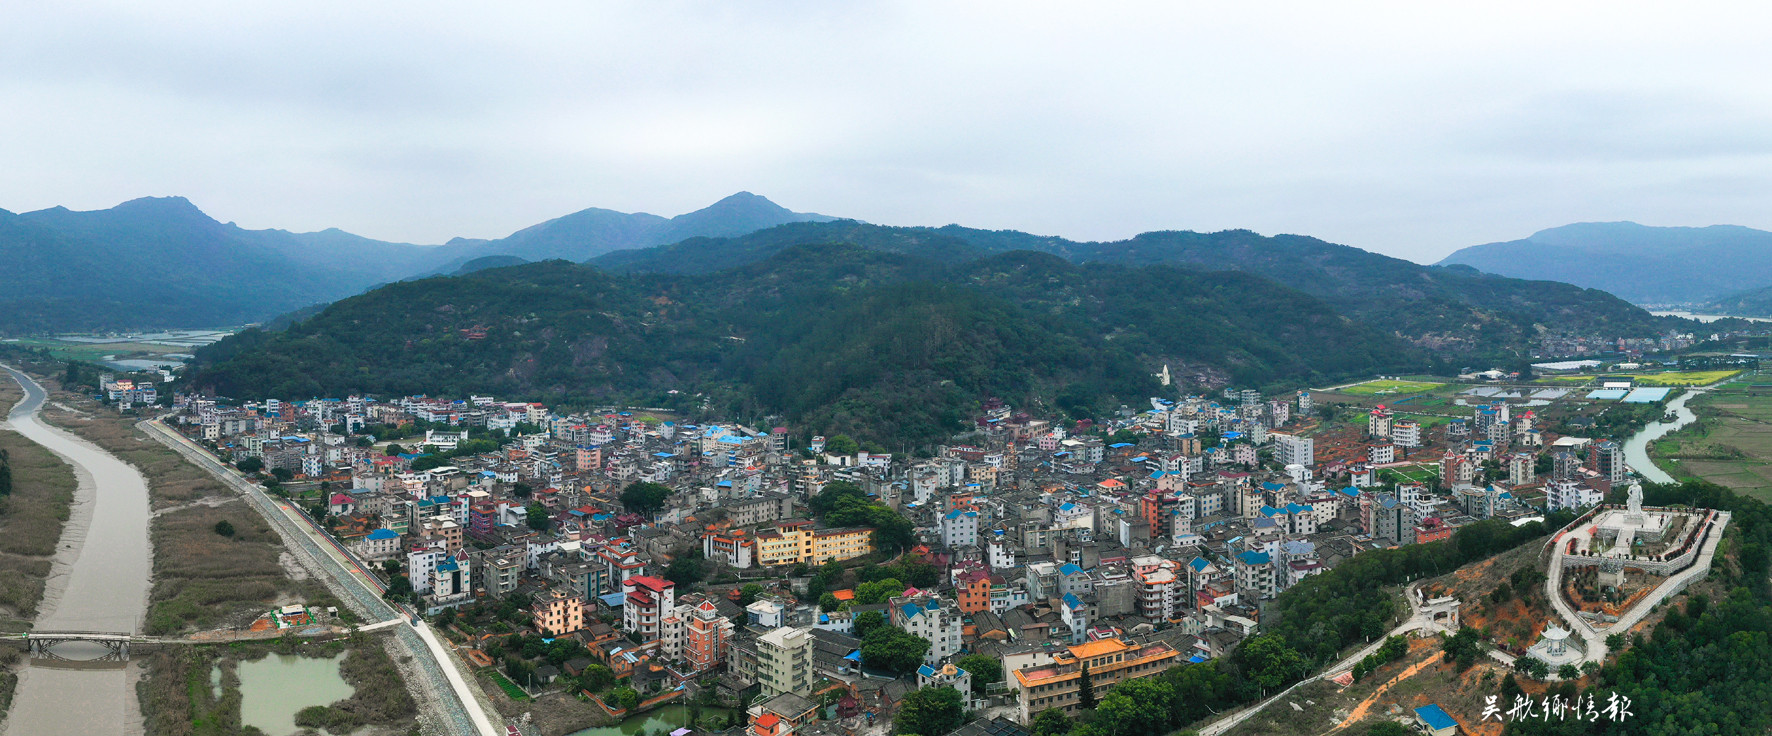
[593,221,1678,357]
[188,246,1406,446]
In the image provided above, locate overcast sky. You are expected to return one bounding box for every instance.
[4,2,1771,262]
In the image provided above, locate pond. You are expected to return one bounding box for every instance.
[236,653,356,736]
[567,703,742,736]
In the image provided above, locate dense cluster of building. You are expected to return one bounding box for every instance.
[160,378,1630,735]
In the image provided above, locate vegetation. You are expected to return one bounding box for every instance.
[189,245,1408,446]
[0,429,76,618]
[955,653,1003,693]
[861,625,931,674]
[894,686,964,736]
[619,481,672,515]
[810,481,915,553]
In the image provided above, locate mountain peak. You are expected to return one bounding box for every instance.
[109,195,217,223]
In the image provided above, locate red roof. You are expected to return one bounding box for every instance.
[627,575,674,593]
[330,493,354,505]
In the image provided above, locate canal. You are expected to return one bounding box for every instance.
[1622,387,1701,485]
[1,366,154,735]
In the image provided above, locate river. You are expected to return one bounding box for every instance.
[1622,387,1702,485]
[1,366,154,735]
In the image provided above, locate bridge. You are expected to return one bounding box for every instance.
[17,631,139,662]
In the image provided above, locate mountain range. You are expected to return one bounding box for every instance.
[188,244,1406,445]
[0,193,833,333]
[1439,221,1772,307]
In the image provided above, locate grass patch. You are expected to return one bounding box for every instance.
[138,635,416,736]
[485,669,532,701]
[1547,370,1740,387]
[0,429,77,618]
[1333,379,1444,396]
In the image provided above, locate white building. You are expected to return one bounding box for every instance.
[941,509,980,548]
[891,595,964,665]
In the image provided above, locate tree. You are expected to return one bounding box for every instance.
[894,686,963,736]
[819,593,841,612]
[665,552,706,587]
[526,503,549,531]
[854,610,886,640]
[385,443,405,456]
[578,663,615,693]
[620,481,672,515]
[1514,655,1549,680]
[610,686,641,711]
[235,457,264,473]
[955,654,1001,694]
[825,434,860,457]
[1078,662,1096,709]
[861,626,931,674]
[1238,636,1307,694]
[0,461,11,497]
[271,467,294,482]
[1030,708,1070,736]
[738,583,765,607]
[1366,723,1410,736]
[1093,678,1171,736]
[1440,627,1484,670]
[1557,663,1580,680]
[856,578,905,605]
[214,520,236,538]
[512,482,532,499]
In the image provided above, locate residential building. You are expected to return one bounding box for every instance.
[1012,638,1180,722]
[892,595,964,665]
[532,590,585,636]
[757,626,814,698]
[622,575,676,643]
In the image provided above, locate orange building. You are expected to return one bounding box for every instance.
[684,599,732,673]
[1012,638,1179,722]
[956,569,992,614]
[532,590,585,636]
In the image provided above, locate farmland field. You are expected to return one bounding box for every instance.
[1543,370,1739,387]
[1650,380,1772,503]
[1332,379,1444,396]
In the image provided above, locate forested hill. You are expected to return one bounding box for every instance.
[188,246,1405,446]
[594,221,1678,356]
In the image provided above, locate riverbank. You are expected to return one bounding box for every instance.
[26,377,344,635]
[1643,378,1772,503]
[0,377,79,724]
[136,633,418,736]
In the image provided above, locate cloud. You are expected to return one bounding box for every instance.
[3,1,1772,261]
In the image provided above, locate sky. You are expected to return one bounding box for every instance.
[5,2,1772,263]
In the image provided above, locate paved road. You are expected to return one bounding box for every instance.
[143,419,502,736]
[1195,587,1435,736]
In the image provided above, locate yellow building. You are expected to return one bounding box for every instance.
[1012,638,1180,722]
[755,520,873,566]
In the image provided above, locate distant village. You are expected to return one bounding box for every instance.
[112,366,1675,736]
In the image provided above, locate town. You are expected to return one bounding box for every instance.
[115,352,1747,736]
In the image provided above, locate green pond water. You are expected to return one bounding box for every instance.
[236,653,356,736]
[567,703,742,736]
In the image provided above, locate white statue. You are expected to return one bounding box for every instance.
[1627,481,1643,515]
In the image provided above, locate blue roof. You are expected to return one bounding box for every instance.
[1339,486,1363,497]
[1188,655,1208,663]
[599,592,628,608]
[1261,482,1284,491]
[1108,442,1133,448]
[367,528,399,540]
[917,664,937,678]
[1236,550,1271,565]
[1062,593,1083,609]
[1059,502,1076,512]
[1188,558,1212,571]
[900,603,925,620]
[1414,704,1457,731]
[1259,505,1283,517]
[1058,563,1083,576]
[1285,503,1310,515]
